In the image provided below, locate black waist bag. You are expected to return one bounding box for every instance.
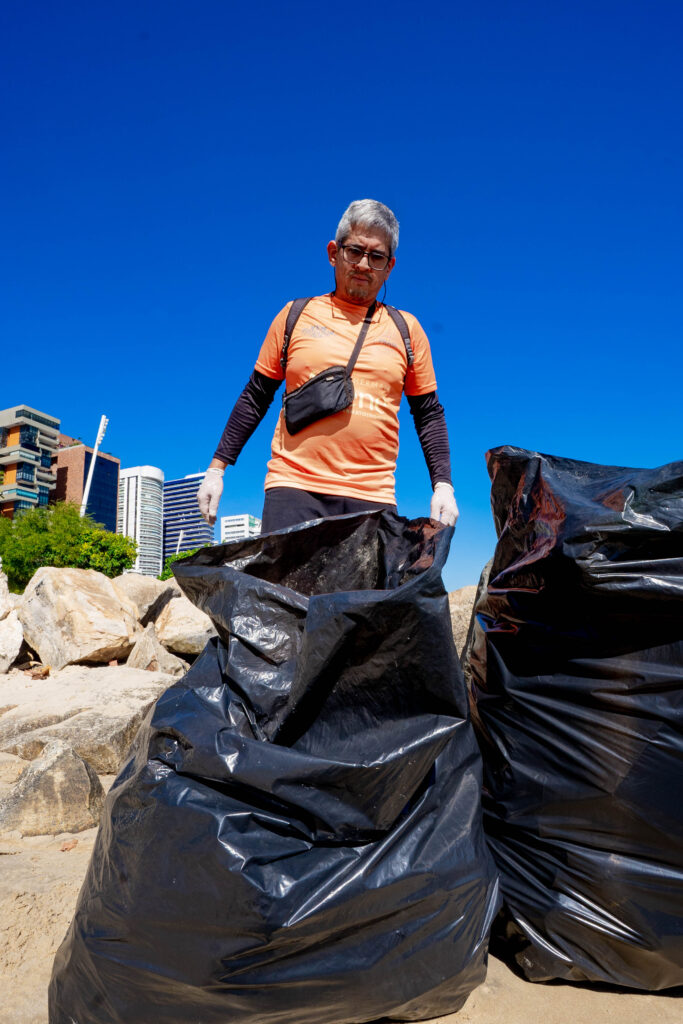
[281,300,375,435]
[282,364,355,434]
[279,297,415,436]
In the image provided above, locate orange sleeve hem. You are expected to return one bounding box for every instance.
[404,380,437,397]
[254,360,284,380]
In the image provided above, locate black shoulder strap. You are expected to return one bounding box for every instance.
[384,304,414,366]
[345,302,376,376]
[280,297,313,372]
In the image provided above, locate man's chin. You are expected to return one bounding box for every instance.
[347,281,373,300]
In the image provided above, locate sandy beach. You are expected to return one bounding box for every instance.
[1,821,680,1024]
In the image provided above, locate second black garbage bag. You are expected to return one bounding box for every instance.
[50,511,500,1024]
[468,447,683,990]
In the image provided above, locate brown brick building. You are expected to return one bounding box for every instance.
[52,435,120,532]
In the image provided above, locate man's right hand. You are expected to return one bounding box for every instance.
[197,468,224,525]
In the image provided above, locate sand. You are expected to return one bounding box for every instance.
[1,825,680,1024]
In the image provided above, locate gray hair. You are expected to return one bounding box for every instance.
[335,199,399,256]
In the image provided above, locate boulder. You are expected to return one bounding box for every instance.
[0,611,23,674]
[0,751,29,798]
[18,567,140,671]
[448,585,478,659]
[0,570,11,620]
[112,573,177,624]
[459,559,493,685]
[0,665,171,773]
[127,623,188,677]
[155,594,216,654]
[0,739,104,837]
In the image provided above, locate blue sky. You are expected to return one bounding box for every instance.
[2,1,681,590]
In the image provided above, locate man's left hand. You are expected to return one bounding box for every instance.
[430,482,459,526]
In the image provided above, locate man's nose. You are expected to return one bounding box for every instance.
[357,252,371,269]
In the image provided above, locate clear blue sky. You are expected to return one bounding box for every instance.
[2,1,681,590]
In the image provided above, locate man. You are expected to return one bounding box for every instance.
[197,199,458,532]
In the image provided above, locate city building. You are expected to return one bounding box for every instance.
[117,466,164,576]
[52,434,120,532]
[0,405,60,518]
[163,473,214,559]
[220,513,262,544]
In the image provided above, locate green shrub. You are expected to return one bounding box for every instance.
[0,502,137,592]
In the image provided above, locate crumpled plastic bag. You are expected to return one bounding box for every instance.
[50,511,500,1024]
[468,446,683,990]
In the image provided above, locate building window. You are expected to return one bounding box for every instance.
[19,426,39,450]
[17,463,36,484]
[14,409,59,430]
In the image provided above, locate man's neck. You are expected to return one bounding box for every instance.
[331,289,377,308]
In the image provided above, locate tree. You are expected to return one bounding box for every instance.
[159,547,203,581]
[0,502,137,591]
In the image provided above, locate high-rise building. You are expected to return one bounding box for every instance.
[52,434,120,531]
[220,513,262,544]
[117,466,164,576]
[0,405,60,518]
[163,473,214,559]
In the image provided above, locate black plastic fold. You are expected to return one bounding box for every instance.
[50,511,499,1024]
[468,446,683,990]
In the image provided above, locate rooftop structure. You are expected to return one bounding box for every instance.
[0,405,60,518]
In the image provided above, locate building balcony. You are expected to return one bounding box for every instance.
[0,446,41,465]
[0,486,38,505]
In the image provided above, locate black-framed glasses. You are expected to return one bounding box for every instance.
[339,244,391,271]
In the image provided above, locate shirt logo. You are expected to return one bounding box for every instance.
[366,337,402,354]
[300,324,335,338]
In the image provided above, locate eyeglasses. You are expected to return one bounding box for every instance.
[339,244,391,271]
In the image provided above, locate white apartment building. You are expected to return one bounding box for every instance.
[117,466,164,576]
[220,513,261,544]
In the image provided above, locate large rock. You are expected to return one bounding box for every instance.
[448,584,478,659]
[0,665,172,773]
[155,593,216,654]
[112,573,177,624]
[0,570,11,621]
[0,611,23,674]
[127,623,188,677]
[18,567,140,671]
[0,739,104,837]
[459,559,493,685]
[0,751,28,798]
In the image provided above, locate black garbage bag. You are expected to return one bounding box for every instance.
[50,511,500,1024]
[468,446,683,990]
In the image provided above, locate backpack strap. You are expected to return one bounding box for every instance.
[280,297,415,372]
[384,304,414,366]
[280,297,313,372]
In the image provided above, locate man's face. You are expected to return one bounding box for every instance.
[327,227,396,306]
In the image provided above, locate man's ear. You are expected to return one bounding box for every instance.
[327,240,338,266]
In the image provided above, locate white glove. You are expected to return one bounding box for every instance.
[430,481,459,526]
[197,467,224,525]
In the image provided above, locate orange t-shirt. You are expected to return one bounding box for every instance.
[255,293,437,503]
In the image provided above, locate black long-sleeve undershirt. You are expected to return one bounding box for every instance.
[213,371,281,465]
[213,370,453,488]
[406,391,453,489]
